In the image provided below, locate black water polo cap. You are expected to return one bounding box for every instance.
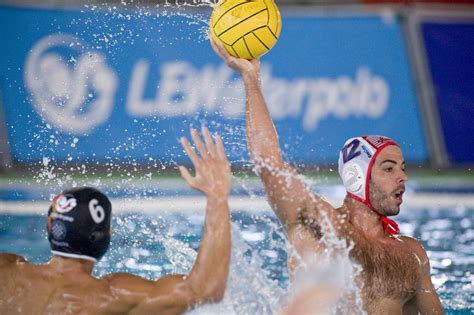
[47,187,112,261]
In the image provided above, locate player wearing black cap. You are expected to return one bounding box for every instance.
[0,127,232,315]
[47,186,112,262]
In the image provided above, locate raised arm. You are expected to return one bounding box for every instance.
[211,40,332,230]
[177,127,231,304]
[105,128,231,314]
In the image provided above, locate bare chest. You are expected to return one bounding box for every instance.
[351,236,422,304]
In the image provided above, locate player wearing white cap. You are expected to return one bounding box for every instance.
[211,41,444,314]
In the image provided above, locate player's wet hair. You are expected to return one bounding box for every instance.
[47,187,112,261]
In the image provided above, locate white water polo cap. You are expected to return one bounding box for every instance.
[338,135,400,236]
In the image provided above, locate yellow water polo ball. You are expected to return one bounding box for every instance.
[210,0,282,59]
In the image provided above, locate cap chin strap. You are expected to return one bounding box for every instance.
[51,250,97,262]
[366,201,400,237]
[380,215,400,236]
[347,193,400,237]
[363,141,399,237]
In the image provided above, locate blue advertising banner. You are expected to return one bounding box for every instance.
[0,5,427,166]
[421,20,474,165]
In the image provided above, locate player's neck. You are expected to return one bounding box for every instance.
[49,255,95,274]
[344,196,385,238]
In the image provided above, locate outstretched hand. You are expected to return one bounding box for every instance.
[179,127,231,198]
[210,39,260,79]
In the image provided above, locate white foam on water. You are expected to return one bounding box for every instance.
[188,225,285,314]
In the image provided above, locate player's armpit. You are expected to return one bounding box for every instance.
[258,162,334,229]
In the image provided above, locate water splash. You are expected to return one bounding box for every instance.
[244,157,367,314]
[77,1,214,51]
[279,205,366,315]
[188,225,285,314]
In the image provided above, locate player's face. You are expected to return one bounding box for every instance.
[369,146,407,216]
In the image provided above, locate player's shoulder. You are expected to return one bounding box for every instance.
[0,253,28,267]
[399,235,428,259]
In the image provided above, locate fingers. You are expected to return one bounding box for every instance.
[210,37,221,56]
[181,127,227,163]
[210,38,230,61]
[202,126,217,158]
[179,128,230,194]
[211,37,260,65]
[210,37,246,69]
[218,44,232,61]
[178,165,194,186]
[211,38,261,80]
[180,136,200,167]
[190,129,209,161]
[214,134,227,162]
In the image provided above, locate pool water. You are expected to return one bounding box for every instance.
[0,205,472,314]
